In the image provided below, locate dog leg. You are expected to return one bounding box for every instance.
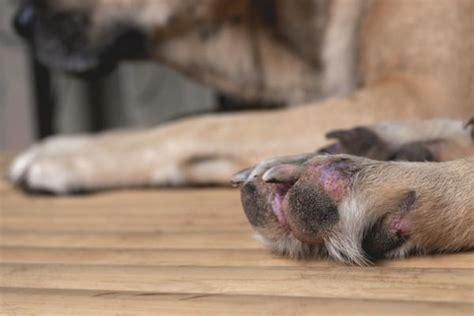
[7,79,472,194]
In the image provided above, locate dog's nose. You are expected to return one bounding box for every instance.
[13,2,36,39]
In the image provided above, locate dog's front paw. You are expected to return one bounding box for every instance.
[8,123,253,193]
[8,135,93,194]
[234,154,430,264]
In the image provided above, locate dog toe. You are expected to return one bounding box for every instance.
[230,167,253,185]
[320,126,390,159]
[7,136,90,194]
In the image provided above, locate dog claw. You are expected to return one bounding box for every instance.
[465,117,474,139]
[262,164,303,184]
[230,167,253,186]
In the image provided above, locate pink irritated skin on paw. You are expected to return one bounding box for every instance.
[310,161,350,202]
[389,217,412,235]
[385,210,413,236]
[387,190,417,236]
[270,184,292,229]
[271,197,286,227]
[268,160,351,230]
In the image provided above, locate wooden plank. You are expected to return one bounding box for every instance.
[0,217,249,233]
[1,247,472,269]
[0,188,242,212]
[0,247,313,267]
[0,199,242,217]
[0,201,243,217]
[0,203,243,217]
[0,230,259,249]
[0,263,472,303]
[0,187,249,233]
[1,287,471,316]
[0,189,248,232]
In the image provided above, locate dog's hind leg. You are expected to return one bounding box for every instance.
[318,118,474,162]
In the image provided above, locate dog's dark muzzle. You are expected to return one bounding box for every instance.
[12,2,149,79]
[13,2,36,40]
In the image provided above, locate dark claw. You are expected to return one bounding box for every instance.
[317,143,344,155]
[464,117,474,139]
[230,167,253,186]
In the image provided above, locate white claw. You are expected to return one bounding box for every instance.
[262,164,303,184]
[230,168,253,186]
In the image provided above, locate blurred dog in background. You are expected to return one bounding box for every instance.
[8,0,473,194]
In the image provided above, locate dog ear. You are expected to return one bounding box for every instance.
[362,190,417,260]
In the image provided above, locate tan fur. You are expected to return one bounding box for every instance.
[344,157,474,261]
[9,0,474,193]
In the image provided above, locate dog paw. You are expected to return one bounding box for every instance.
[234,154,426,264]
[8,135,91,194]
[8,125,250,193]
[318,119,473,161]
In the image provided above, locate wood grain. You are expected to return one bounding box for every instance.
[1,263,473,303]
[1,246,471,268]
[1,288,471,316]
[0,155,473,315]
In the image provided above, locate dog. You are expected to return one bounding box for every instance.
[8,1,473,261]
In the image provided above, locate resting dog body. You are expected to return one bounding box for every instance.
[9,0,473,262]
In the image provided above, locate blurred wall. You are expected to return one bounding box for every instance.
[52,63,216,134]
[0,0,35,150]
[0,0,216,151]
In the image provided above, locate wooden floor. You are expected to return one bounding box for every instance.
[0,156,473,315]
